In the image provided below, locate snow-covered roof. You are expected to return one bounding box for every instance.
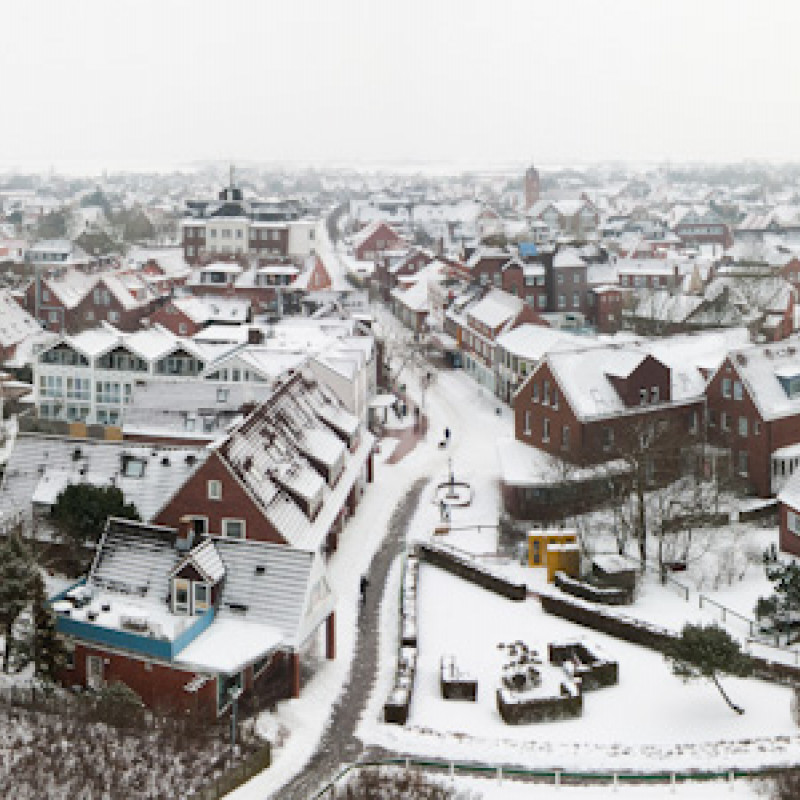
[466,288,523,329]
[496,324,580,361]
[720,340,800,422]
[553,247,585,270]
[0,435,207,526]
[0,290,40,349]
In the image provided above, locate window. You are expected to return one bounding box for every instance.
[173,578,190,614]
[558,295,566,309]
[108,311,120,323]
[542,417,550,443]
[85,310,94,321]
[721,412,730,431]
[651,386,659,404]
[557,273,565,284]
[178,323,187,335]
[532,382,540,402]
[538,295,547,309]
[207,480,222,500]
[738,416,748,437]
[640,388,648,405]
[222,519,245,539]
[236,229,243,239]
[754,420,760,435]
[122,455,146,478]
[543,380,550,405]
[573,272,580,284]
[49,311,58,323]
[722,377,732,398]
[602,427,614,450]
[193,583,209,613]
[689,411,698,434]
[523,410,531,434]
[738,450,748,477]
[788,511,800,536]
[572,293,580,308]
[561,425,570,450]
[733,381,743,401]
[552,388,559,410]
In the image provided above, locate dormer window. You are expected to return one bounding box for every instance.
[172,578,190,614]
[640,388,648,406]
[651,386,659,404]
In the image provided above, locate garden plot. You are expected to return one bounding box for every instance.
[362,564,800,773]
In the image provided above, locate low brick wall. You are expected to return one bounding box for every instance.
[418,543,526,601]
[539,590,800,685]
[496,687,582,724]
[548,642,618,690]
[555,573,632,606]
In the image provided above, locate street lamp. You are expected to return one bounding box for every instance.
[229,686,243,751]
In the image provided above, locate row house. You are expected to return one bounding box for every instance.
[446,288,547,393]
[186,256,331,318]
[465,248,550,310]
[511,345,705,470]
[674,208,733,250]
[181,178,318,266]
[153,369,374,558]
[34,324,233,425]
[21,268,159,333]
[495,324,580,403]
[706,342,800,500]
[374,247,433,299]
[26,239,92,271]
[149,296,251,337]
[52,517,335,715]
[351,221,405,262]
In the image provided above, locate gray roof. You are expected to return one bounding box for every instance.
[0,434,207,526]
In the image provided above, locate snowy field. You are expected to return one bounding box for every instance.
[359,563,800,772]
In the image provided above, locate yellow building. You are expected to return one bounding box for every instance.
[527,530,580,582]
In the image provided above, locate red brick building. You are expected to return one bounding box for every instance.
[705,343,800,499]
[153,370,374,557]
[54,518,335,716]
[352,221,404,262]
[512,345,704,467]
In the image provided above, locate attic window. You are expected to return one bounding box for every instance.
[217,388,229,403]
[121,455,146,478]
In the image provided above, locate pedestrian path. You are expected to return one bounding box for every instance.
[273,479,428,800]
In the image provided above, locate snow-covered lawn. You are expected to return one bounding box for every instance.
[361,564,800,772]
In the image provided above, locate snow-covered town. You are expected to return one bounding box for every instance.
[3,1,800,798]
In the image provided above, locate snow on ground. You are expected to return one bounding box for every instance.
[451,775,764,799]
[360,565,800,771]
[226,311,800,796]
[227,361,503,798]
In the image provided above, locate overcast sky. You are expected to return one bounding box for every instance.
[2,0,799,173]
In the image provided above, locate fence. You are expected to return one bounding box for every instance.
[308,755,788,799]
[186,744,271,800]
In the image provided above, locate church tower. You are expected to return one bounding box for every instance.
[524,165,540,209]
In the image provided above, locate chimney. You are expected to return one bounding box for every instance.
[248,326,264,345]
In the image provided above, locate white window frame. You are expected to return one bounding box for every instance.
[193,582,210,614]
[222,518,246,539]
[207,480,222,500]
[173,578,190,614]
